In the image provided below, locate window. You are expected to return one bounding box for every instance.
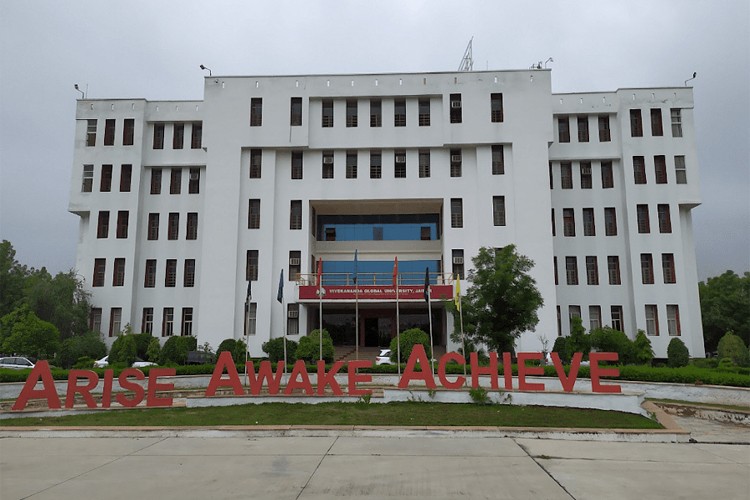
[289,251,301,280]
[553,256,558,284]
[580,161,592,189]
[173,123,184,149]
[449,94,462,123]
[630,109,643,137]
[601,161,614,189]
[394,150,406,178]
[112,258,125,287]
[170,168,181,194]
[633,156,646,184]
[123,119,135,145]
[188,168,200,194]
[451,248,466,279]
[116,211,129,239]
[490,93,504,122]
[370,99,381,127]
[186,212,198,240]
[291,151,303,179]
[577,116,589,142]
[248,199,260,229]
[418,150,430,178]
[569,306,582,331]
[90,308,102,333]
[147,213,159,240]
[95,259,121,299]
[346,151,357,178]
[608,256,621,285]
[191,123,202,149]
[418,99,430,126]
[394,99,406,127]
[492,196,506,226]
[370,150,381,179]
[168,213,179,240]
[654,155,667,184]
[109,307,122,337]
[153,123,164,149]
[450,149,462,177]
[322,151,334,179]
[641,253,654,284]
[558,116,570,143]
[245,303,257,336]
[290,97,302,126]
[150,168,162,194]
[322,99,333,127]
[104,119,115,146]
[551,209,556,236]
[142,308,153,334]
[670,108,682,137]
[448,198,463,228]
[565,257,578,285]
[582,208,595,236]
[637,204,650,233]
[250,149,262,178]
[563,208,575,237]
[250,98,262,126]
[589,305,602,331]
[116,164,132,193]
[346,100,358,127]
[491,145,504,175]
[604,207,617,236]
[100,164,112,192]
[86,119,97,147]
[662,253,676,284]
[184,259,195,287]
[246,250,259,281]
[556,306,562,336]
[181,308,193,336]
[560,162,573,189]
[290,200,302,230]
[165,259,177,287]
[674,156,687,184]
[162,308,174,337]
[287,304,299,335]
[97,211,110,239]
[144,259,156,288]
[611,306,624,331]
[650,109,663,136]
[657,204,672,233]
[667,305,681,336]
[586,256,599,285]
[82,165,94,192]
[598,115,611,142]
[645,304,659,336]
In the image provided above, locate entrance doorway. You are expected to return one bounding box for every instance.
[364,318,379,347]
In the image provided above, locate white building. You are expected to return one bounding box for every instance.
[68,69,705,358]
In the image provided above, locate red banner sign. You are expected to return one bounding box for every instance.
[298,284,453,301]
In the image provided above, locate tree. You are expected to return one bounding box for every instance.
[296,330,334,363]
[0,305,60,359]
[632,330,655,365]
[0,240,29,318]
[217,338,248,364]
[717,332,750,367]
[567,316,590,358]
[590,327,636,364]
[389,328,431,363]
[667,338,690,367]
[699,271,750,351]
[450,246,543,353]
[109,334,137,366]
[24,268,91,340]
[56,331,107,368]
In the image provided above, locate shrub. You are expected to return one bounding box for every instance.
[468,386,490,404]
[216,338,247,364]
[56,331,107,368]
[552,336,571,364]
[159,335,198,365]
[146,337,161,362]
[717,332,750,367]
[109,334,137,366]
[73,356,95,369]
[389,328,431,363]
[632,330,655,365]
[262,337,298,364]
[567,316,590,357]
[667,338,690,367]
[590,327,636,364]
[295,329,334,362]
[133,332,155,359]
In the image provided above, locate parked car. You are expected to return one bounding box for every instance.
[0,356,35,370]
[375,349,393,365]
[93,356,157,369]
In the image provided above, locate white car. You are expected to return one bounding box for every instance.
[94,356,157,369]
[0,356,35,370]
[375,349,393,365]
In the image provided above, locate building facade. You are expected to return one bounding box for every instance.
[68,69,704,358]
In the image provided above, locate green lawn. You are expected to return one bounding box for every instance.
[2,402,662,429]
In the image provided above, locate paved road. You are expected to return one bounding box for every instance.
[1,435,748,499]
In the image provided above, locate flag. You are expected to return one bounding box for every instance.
[276,269,284,303]
[423,267,430,302]
[353,249,359,284]
[246,279,252,301]
[317,257,323,286]
[392,256,398,287]
[454,276,461,312]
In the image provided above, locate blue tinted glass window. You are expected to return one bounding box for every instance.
[317,214,439,241]
[321,260,440,285]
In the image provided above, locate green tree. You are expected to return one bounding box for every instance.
[551,336,571,364]
[717,332,750,367]
[0,305,60,359]
[159,336,197,365]
[667,338,690,367]
[567,316,591,358]
[296,329,334,362]
[389,328,431,363]
[217,338,248,364]
[262,337,298,363]
[590,327,636,364]
[632,330,655,365]
[24,268,92,340]
[56,331,107,368]
[0,240,29,318]
[449,246,543,353]
[109,334,137,366]
[146,337,161,363]
[699,271,750,351]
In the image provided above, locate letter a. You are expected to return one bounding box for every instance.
[12,361,61,410]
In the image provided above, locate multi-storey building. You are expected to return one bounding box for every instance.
[68,69,704,358]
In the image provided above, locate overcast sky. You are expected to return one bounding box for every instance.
[1,0,748,281]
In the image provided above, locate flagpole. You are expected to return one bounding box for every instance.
[427,279,435,377]
[457,276,467,381]
[395,266,400,376]
[354,250,359,363]
[318,259,323,362]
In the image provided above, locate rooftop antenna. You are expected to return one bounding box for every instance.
[200,64,212,77]
[684,72,697,86]
[73,84,85,99]
[544,57,554,68]
[458,37,473,72]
